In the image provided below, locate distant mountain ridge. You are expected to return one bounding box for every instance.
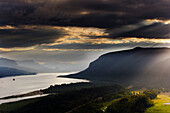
[0,57,59,78]
[0,58,36,78]
[0,58,19,68]
[66,47,170,88]
[0,67,36,78]
[16,60,56,73]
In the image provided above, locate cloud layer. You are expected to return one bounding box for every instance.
[0,0,170,42]
[1,0,170,28]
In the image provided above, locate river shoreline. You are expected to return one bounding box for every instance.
[0,73,89,104]
[0,90,43,100]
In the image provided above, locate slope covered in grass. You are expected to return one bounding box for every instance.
[145,93,170,113]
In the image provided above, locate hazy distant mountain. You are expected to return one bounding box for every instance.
[0,67,35,78]
[67,47,170,88]
[0,58,36,78]
[0,57,57,73]
[17,60,57,73]
[0,58,19,68]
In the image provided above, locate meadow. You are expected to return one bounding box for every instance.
[146,93,170,113]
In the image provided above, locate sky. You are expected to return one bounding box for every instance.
[0,0,170,72]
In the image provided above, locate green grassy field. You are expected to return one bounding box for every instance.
[145,93,170,113]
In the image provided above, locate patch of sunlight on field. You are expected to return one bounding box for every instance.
[145,94,170,113]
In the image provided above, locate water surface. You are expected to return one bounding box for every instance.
[0,73,89,98]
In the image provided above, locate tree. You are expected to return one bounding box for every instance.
[106,94,154,113]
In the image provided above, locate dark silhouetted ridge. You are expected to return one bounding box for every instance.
[66,47,170,88]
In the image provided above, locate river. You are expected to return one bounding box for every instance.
[0,72,89,98]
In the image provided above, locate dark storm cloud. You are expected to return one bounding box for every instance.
[0,28,62,48]
[0,0,170,49]
[1,0,170,28]
[108,23,170,39]
[117,23,170,39]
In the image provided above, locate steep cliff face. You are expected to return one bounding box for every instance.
[67,47,170,88]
